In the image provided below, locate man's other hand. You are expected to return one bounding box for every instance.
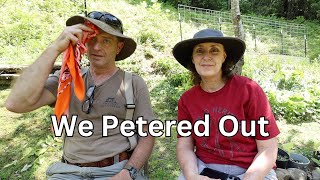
[109,169,132,180]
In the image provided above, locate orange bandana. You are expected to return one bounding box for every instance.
[54,21,99,122]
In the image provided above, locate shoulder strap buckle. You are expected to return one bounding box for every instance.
[126,104,136,109]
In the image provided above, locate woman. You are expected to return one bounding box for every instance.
[173,29,280,180]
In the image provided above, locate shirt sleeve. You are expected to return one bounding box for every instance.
[132,74,155,123]
[44,70,60,98]
[44,70,60,107]
[246,82,280,140]
[177,95,192,138]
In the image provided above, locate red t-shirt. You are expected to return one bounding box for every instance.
[177,75,280,169]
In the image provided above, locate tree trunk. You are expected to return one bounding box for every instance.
[231,0,245,75]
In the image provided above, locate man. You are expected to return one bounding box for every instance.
[5,11,155,180]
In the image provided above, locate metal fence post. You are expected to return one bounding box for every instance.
[281,29,284,55]
[304,34,307,58]
[253,24,256,51]
[179,13,183,41]
[84,0,87,16]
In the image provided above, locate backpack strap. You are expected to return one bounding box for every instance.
[124,72,138,151]
[81,67,89,76]
[124,72,135,121]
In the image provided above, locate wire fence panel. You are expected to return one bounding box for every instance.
[178,4,307,57]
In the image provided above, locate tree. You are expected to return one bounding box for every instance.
[230,0,245,75]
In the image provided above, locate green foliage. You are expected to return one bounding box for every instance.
[243,55,320,124]
[305,22,320,61]
[138,30,165,51]
[281,142,295,153]
[151,58,192,119]
[268,90,320,124]
[267,67,320,123]
[240,0,283,17]
[0,0,83,64]
[162,0,228,10]
[279,140,320,163]
[148,132,180,179]
[312,158,320,167]
[0,96,62,179]
[273,70,304,90]
[162,0,320,21]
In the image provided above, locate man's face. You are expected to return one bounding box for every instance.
[86,31,124,67]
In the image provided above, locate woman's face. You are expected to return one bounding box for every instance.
[192,42,227,79]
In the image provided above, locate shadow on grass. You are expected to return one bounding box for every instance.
[148,130,180,179]
[148,77,187,179]
[149,71,190,121]
[0,107,58,180]
[0,85,10,91]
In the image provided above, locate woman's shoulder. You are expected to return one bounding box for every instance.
[232,75,260,88]
[231,75,265,96]
[181,85,199,97]
[232,75,253,82]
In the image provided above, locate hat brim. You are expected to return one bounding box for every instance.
[172,37,246,69]
[66,15,137,61]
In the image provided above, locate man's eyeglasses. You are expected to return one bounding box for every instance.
[87,11,123,33]
[82,85,96,114]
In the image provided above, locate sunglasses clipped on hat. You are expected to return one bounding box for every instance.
[87,11,123,33]
[172,29,246,70]
[66,11,137,61]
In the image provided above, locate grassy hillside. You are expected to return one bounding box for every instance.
[0,0,320,179]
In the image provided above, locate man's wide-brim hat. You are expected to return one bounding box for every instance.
[172,29,246,69]
[66,14,136,61]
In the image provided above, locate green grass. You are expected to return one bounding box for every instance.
[0,87,62,179]
[148,130,180,179]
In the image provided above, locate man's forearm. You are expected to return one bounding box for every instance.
[5,45,60,112]
[126,135,154,169]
